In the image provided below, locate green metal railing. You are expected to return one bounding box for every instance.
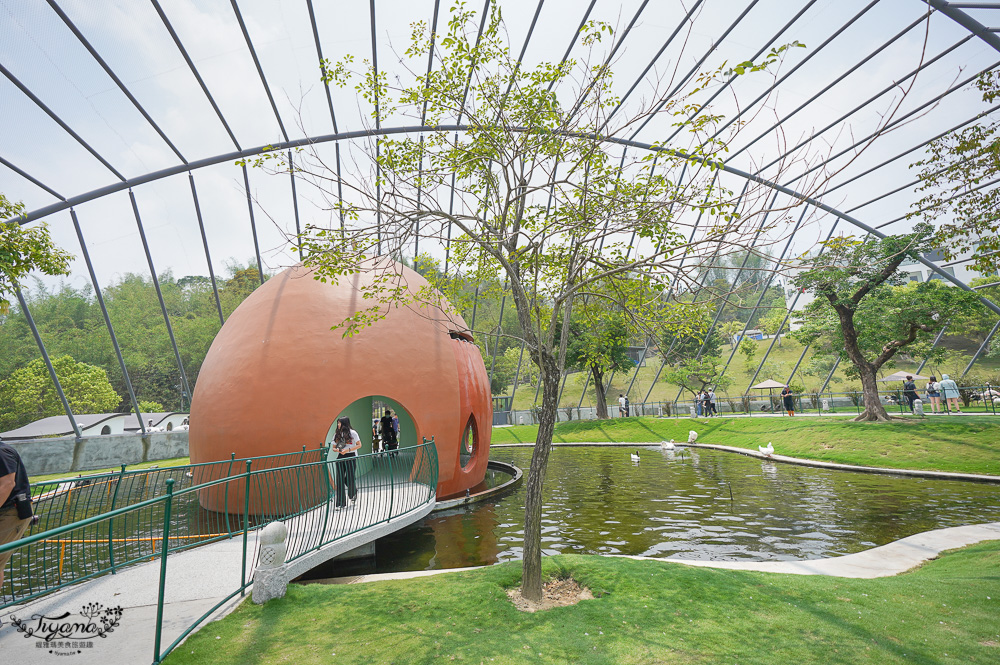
[0,438,439,664]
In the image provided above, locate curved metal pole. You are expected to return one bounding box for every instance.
[241,164,265,285]
[12,123,1000,317]
[129,190,192,404]
[14,287,82,440]
[188,174,225,326]
[71,209,145,433]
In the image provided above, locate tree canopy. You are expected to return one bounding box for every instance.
[0,194,73,315]
[0,355,120,431]
[910,71,1000,275]
[792,225,984,421]
[253,1,810,600]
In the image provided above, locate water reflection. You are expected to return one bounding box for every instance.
[311,446,1000,577]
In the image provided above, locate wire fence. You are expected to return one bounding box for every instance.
[0,440,439,663]
[497,385,1000,424]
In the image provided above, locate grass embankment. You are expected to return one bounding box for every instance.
[31,456,191,484]
[165,544,1000,665]
[491,416,1000,476]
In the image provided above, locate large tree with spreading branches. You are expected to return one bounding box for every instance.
[248,3,828,600]
[792,224,983,421]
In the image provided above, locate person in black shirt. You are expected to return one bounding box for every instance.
[0,439,33,588]
[903,375,919,412]
[379,409,398,455]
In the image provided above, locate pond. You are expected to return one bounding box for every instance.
[300,445,1000,579]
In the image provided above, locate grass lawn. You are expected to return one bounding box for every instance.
[490,416,1000,476]
[164,543,1000,665]
[30,456,191,484]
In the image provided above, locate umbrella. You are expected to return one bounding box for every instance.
[749,379,788,415]
[878,371,929,382]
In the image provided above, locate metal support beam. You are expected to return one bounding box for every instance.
[14,287,82,440]
[71,209,145,433]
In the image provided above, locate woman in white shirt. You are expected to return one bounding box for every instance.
[332,417,361,508]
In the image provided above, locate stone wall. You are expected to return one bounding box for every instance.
[7,431,190,476]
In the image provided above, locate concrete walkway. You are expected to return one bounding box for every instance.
[0,481,435,665]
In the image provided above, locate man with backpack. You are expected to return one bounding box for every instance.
[379,409,398,454]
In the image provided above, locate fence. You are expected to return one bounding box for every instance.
[496,386,1000,424]
[0,439,438,663]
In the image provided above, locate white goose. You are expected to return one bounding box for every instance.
[759,441,775,457]
[661,439,676,450]
[630,450,641,462]
[688,430,698,444]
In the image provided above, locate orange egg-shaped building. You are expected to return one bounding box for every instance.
[188,259,492,508]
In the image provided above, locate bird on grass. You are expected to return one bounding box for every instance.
[759,442,774,457]
[661,439,676,450]
[630,451,641,462]
[688,430,698,444]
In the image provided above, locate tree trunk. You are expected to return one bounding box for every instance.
[521,353,560,602]
[855,363,892,421]
[591,365,608,419]
[837,307,892,422]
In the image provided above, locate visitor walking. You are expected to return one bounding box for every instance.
[707,389,718,416]
[618,394,627,418]
[781,385,795,416]
[332,417,361,509]
[903,375,919,412]
[379,409,398,454]
[0,438,34,588]
[926,376,942,414]
[938,374,961,413]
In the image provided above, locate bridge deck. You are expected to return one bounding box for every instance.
[0,481,435,665]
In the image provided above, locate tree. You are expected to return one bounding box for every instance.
[664,355,732,401]
[910,71,1000,274]
[1,194,73,315]
[257,3,811,600]
[738,336,757,373]
[0,355,121,431]
[792,225,982,421]
[759,307,789,346]
[564,307,634,419]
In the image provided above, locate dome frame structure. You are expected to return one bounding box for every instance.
[3,0,1000,434]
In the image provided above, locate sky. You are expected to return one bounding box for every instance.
[1,0,998,295]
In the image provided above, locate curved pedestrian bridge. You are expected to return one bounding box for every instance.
[0,442,438,664]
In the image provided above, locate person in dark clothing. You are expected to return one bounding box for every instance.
[903,375,919,412]
[332,417,361,509]
[781,385,795,416]
[379,409,398,454]
[0,439,33,588]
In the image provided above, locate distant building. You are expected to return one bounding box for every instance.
[0,414,127,439]
[0,412,190,440]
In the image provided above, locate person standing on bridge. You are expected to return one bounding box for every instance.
[0,438,34,588]
[379,409,398,456]
[332,417,361,509]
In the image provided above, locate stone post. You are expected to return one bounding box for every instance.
[252,521,289,604]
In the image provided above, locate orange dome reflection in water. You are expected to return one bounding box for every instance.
[188,259,492,512]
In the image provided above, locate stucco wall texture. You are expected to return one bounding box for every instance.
[188,261,492,501]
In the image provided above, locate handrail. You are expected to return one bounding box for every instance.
[1,438,439,665]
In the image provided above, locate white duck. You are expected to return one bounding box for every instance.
[759,441,774,457]
[688,430,698,444]
[630,450,641,462]
[661,439,676,450]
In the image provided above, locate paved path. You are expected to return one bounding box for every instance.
[0,482,435,665]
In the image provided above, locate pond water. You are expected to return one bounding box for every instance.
[301,446,1000,579]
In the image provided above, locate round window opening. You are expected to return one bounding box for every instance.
[460,416,478,469]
